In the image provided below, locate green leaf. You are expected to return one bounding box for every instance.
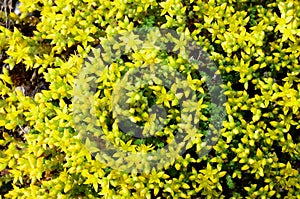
[0,163,7,171]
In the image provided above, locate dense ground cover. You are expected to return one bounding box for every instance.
[0,0,299,198]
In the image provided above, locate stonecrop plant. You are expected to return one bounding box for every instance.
[0,0,299,198]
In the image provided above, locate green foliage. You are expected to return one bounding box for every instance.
[0,0,299,198]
